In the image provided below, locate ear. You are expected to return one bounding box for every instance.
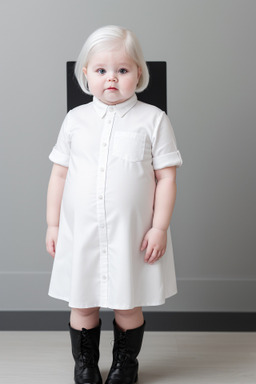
[82,67,87,77]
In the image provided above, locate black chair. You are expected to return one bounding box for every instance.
[66,61,167,113]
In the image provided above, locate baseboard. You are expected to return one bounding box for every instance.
[0,311,255,331]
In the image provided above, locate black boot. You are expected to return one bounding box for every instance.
[105,319,145,384]
[69,320,102,384]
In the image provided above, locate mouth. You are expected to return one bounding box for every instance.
[106,87,118,91]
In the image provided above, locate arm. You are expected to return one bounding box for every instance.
[45,163,68,257]
[152,166,177,231]
[141,166,177,264]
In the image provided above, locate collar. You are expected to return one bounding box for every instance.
[92,94,138,118]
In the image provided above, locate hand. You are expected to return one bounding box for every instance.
[46,226,59,258]
[140,227,167,264]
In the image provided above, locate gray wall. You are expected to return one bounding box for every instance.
[0,0,255,312]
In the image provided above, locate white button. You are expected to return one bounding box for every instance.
[98,195,103,199]
[103,249,106,253]
[109,107,114,112]
[101,224,105,228]
[108,120,112,124]
[103,142,107,147]
[102,275,107,280]
[100,167,104,172]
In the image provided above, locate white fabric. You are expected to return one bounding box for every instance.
[48,94,183,309]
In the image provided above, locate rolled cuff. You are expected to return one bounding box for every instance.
[153,150,183,170]
[49,148,69,167]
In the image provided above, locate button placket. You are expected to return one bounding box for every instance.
[96,108,115,306]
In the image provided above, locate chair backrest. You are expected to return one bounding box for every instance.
[66,61,167,113]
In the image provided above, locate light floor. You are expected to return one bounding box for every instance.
[0,331,255,384]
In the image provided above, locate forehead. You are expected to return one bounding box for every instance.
[87,45,135,66]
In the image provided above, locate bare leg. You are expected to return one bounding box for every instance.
[70,307,100,330]
[114,307,144,331]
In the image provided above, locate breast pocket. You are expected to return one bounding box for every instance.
[112,131,146,162]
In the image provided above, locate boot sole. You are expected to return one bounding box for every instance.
[105,374,138,384]
[75,381,102,384]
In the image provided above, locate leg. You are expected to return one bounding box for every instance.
[69,307,102,384]
[114,307,144,331]
[105,307,146,384]
[70,306,100,330]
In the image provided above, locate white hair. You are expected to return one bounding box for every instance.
[75,25,149,95]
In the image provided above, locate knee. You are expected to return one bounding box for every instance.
[114,307,142,318]
[72,307,100,318]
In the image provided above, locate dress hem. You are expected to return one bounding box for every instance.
[48,290,178,310]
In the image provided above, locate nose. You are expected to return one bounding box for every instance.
[108,72,117,82]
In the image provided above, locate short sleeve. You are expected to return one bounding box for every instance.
[49,112,71,167]
[152,112,183,170]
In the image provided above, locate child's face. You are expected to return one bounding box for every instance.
[83,47,142,105]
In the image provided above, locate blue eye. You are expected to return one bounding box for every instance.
[97,68,106,75]
[119,68,128,74]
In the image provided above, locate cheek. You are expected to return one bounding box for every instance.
[87,77,103,93]
[123,77,138,91]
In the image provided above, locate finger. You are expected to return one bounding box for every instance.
[47,241,55,258]
[140,238,148,251]
[156,251,163,262]
[147,249,159,264]
[144,246,153,262]
[155,251,161,260]
[46,242,51,254]
[155,250,162,261]
[50,246,55,258]
[52,241,56,258]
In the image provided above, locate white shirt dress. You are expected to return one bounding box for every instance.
[48,94,183,309]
